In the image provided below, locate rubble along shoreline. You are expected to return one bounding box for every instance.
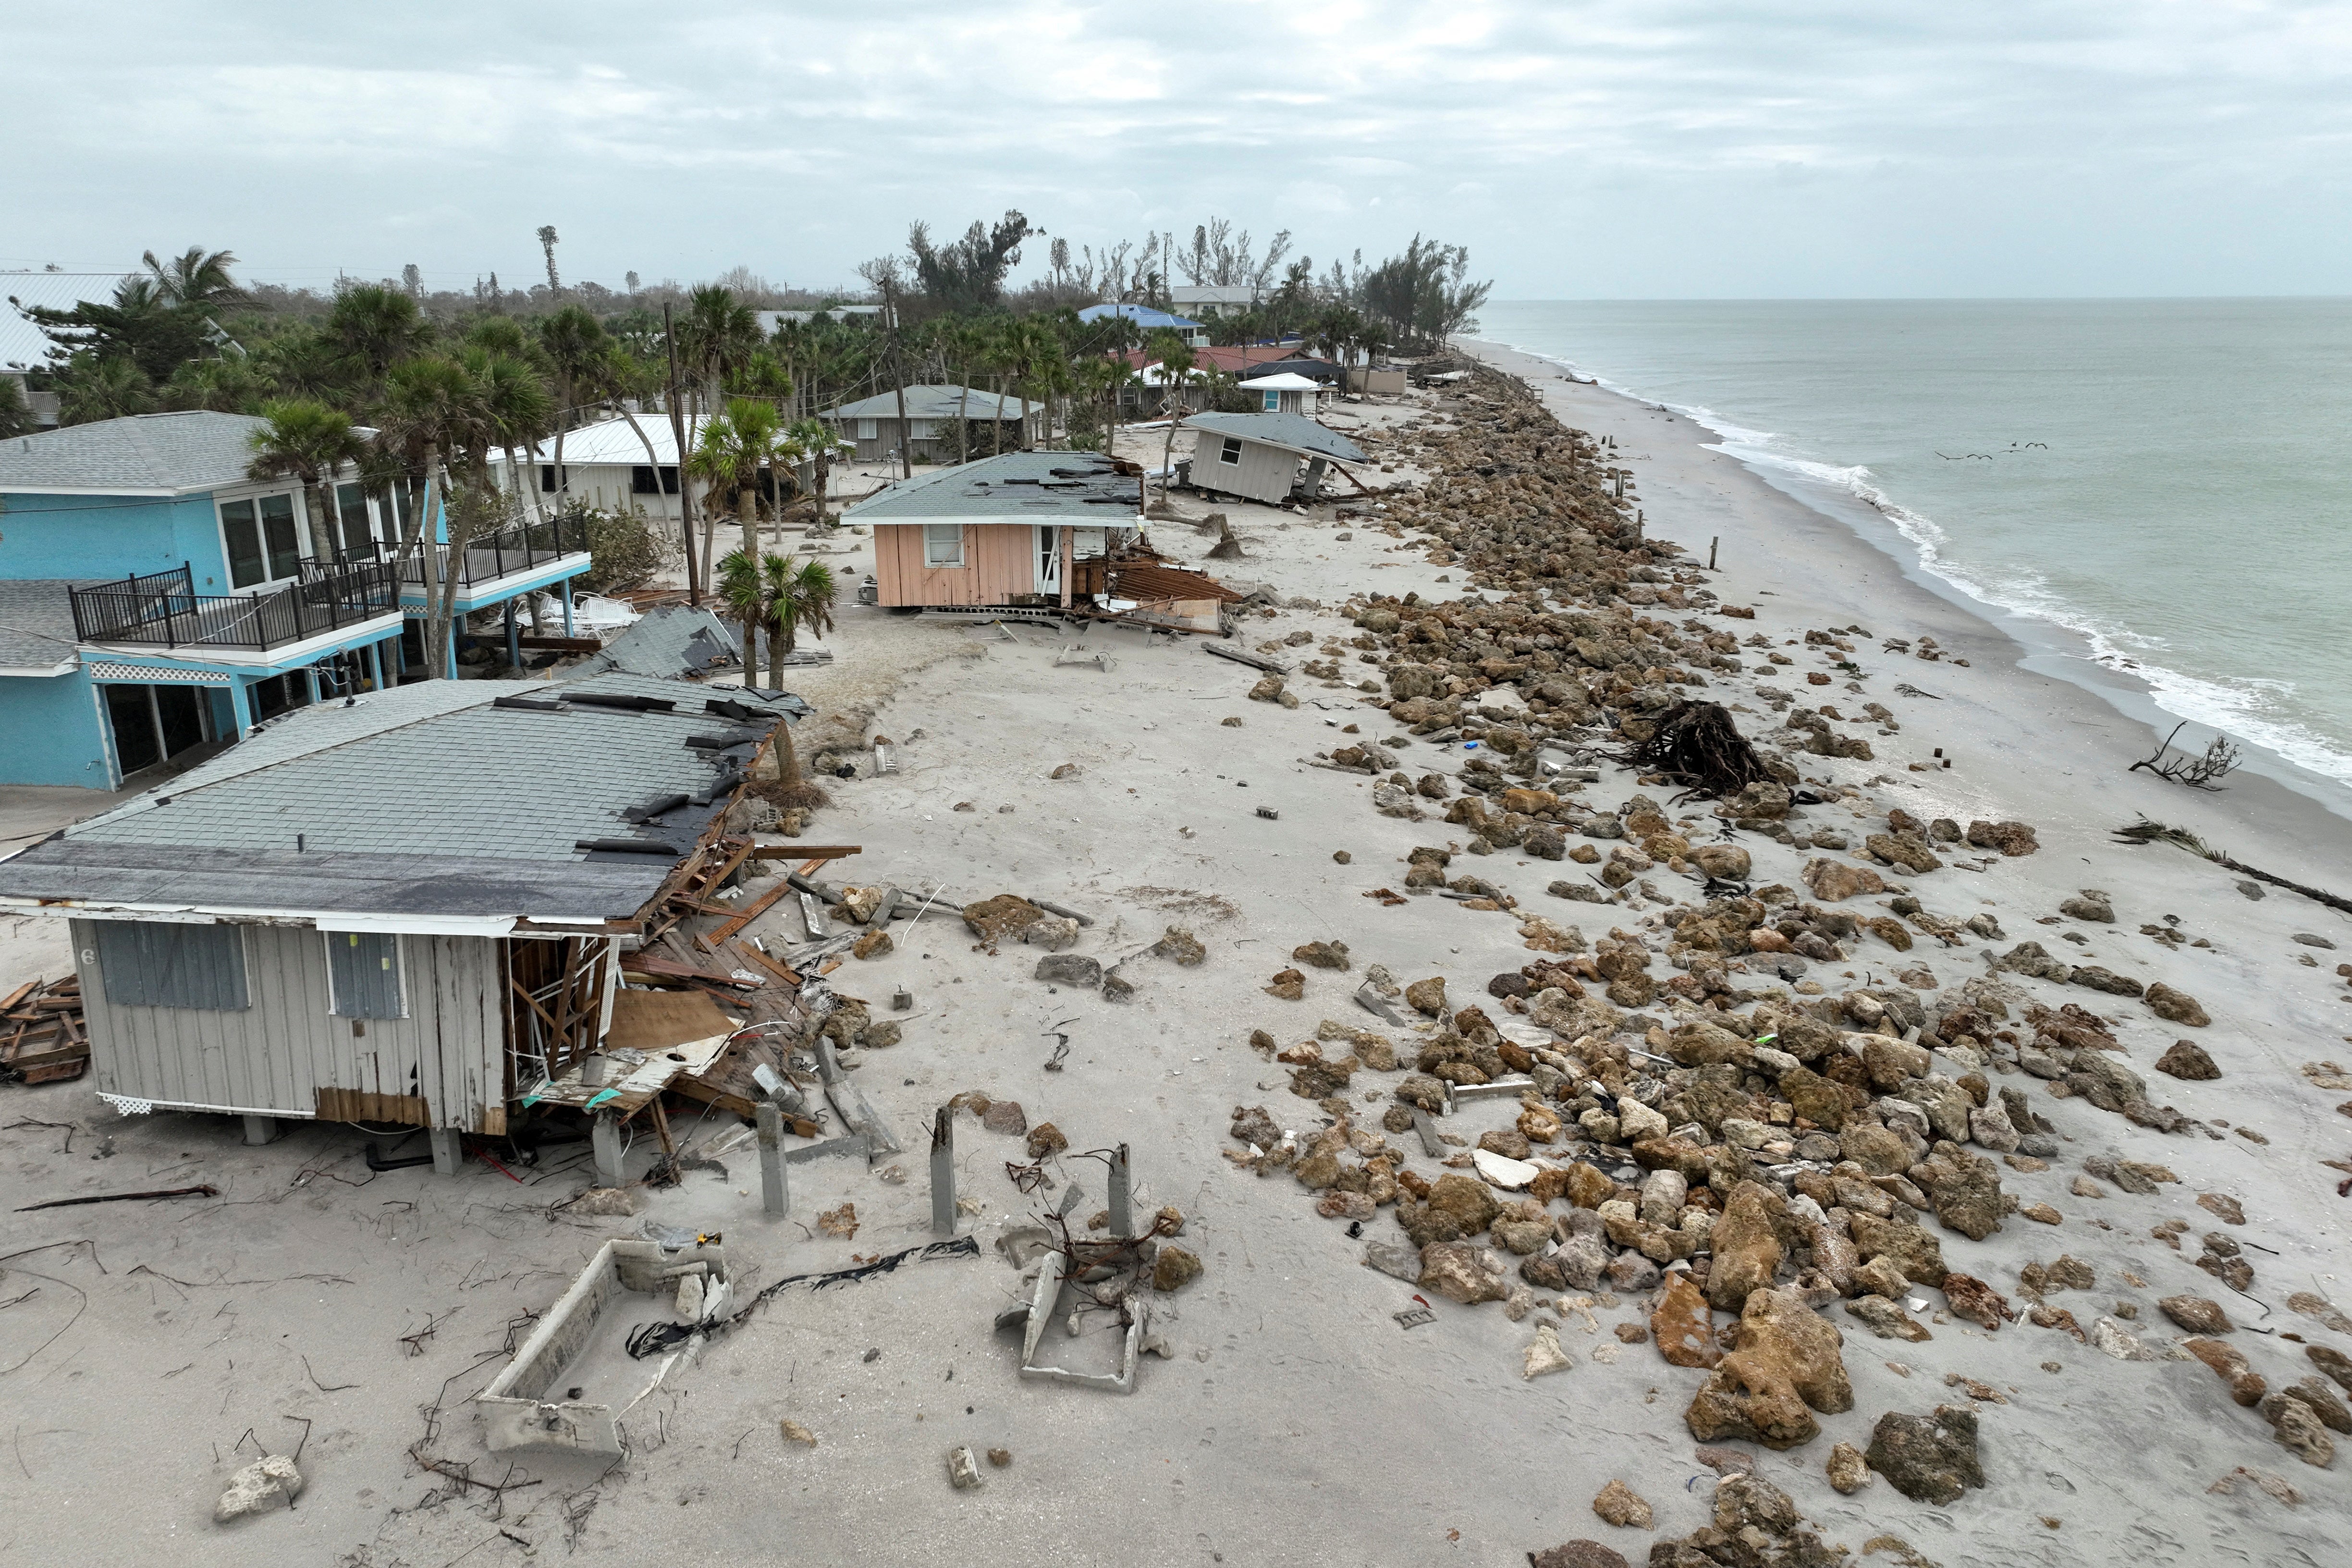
[1219,345,2352,1556]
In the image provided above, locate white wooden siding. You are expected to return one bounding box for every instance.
[71,918,506,1130]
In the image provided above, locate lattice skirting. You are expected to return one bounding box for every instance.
[84,662,235,686]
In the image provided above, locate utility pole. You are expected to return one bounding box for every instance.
[664,300,700,604]
[884,280,912,480]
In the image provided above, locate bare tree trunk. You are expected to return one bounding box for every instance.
[664,301,700,604]
[608,399,681,579]
[737,489,759,674]
[306,477,339,564]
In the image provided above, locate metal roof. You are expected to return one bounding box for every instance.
[1076,304,1206,331]
[0,580,86,671]
[501,412,680,467]
[0,410,273,495]
[842,451,1139,522]
[568,605,739,681]
[1182,411,1366,465]
[821,385,1037,423]
[0,670,799,925]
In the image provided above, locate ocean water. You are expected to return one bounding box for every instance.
[1476,299,2352,800]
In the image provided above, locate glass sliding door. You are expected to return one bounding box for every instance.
[259,494,302,580]
[221,498,266,588]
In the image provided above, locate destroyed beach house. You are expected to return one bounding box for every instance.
[1176,410,1367,506]
[0,671,816,1169]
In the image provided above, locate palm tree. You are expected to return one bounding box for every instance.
[1145,329,1200,503]
[325,284,432,392]
[247,400,367,561]
[143,247,246,310]
[784,417,838,518]
[537,305,607,509]
[719,551,835,793]
[687,398,786,671]
[55,354,157,426]
[374,355,488,677]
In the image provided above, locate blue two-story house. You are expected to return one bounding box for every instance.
[0,411,593,789]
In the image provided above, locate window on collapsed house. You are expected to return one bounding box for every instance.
[326,931,405,1019]
[1219,436,1243,466]
[923,523,965,568]
[94,919,249,1011]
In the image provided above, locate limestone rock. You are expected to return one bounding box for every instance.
[1429,1172,1503,1234]
[1705,1180,1786,1312]
[2185,1337,2267,1406]
[1263,968,1306,1001]
[963,894,1045,945]
[2161,1295,2234,1335]
[1941,1273,2017,1331]
[1152,926,1207,966]
[2090,1316,2155,1360]
[2267,1397,2337,1468]
[1406,975,1448,1016]
[214,1455,303,1523]
[1827,1441,1872,1494]
[1035,954,1102,988]
[2146,982,2211,1027]
[1026,1122,1068,1159]
[1689,844,1753,881]
[2309,1345,2352,1395]
[1364,1240,1422,1281]
[1845,1295,1933,1342]
[1849,1213,1946,1284]
[1866,1405,1985,1504]
[1802,858,1885,902]
[1420,1240,1509,1305]
[852,929,894,960]
[2059,889,2115,922]
[1651,1272,1722,1369]
[1685,1286,1852,1451]
[1525,1321,1575,1379]
[2155,1040,2219,1079]
[1152,1246,1203,1292]
[1590,1478,1653,1529]
[1527,1544,1629,1568]
[1965,820,2040,856]
[1839,1123,1916,1177]
[1911,1139,2005,1240]
[1293,939,1353,971]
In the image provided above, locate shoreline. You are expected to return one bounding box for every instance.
[1462,334,2352,827]
[1464,335,2352,889]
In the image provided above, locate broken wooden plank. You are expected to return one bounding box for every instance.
[1204,642,1287,675]
[709,875,799,942]
[619,954,760,989]
[746,845,862,861]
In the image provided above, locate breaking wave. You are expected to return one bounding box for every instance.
[1501,342,2352,793]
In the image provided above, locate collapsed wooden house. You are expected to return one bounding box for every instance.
[0,669,824,1170]
[1175,411,1368,506]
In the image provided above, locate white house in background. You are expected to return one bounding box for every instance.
[1169,285,1267,318]
[1241,371,1326,416]
[819,386,1042,466]
[490,414,685,521]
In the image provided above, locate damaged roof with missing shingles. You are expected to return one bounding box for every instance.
[0,671,798,922]
[844,450,1139,522]
[1181,410,1367,465]
[568,604,740,681]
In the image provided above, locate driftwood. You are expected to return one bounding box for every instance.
[2112,818,2352,916]
[1612,700,1774,799]
[2129,722,2241,790]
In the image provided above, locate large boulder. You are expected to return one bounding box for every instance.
[1802,858,1886,903]
[1651,1271,1721,1369]
[1705,1181,1787,1312]
[1911,1140,2005,1240]
[1419,1241,1509,1305]
[1866,1405,1985,1503]
[1685,1287,1852,1450]
[963,894,1046,944]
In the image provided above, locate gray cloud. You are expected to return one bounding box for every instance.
[3,0,2346,297]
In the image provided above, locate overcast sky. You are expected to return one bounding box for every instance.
[4,1,2348,300]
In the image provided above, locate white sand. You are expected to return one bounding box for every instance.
[2,367,2349,1565]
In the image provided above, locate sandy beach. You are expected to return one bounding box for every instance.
[3,350,2350,1568]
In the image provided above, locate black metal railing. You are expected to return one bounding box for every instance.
[342,514,590,591]
[71,560,402,651]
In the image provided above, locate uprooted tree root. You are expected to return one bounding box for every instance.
[1612,700,1775,799]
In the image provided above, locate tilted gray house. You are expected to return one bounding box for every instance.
[1177,411,1368,506]
[0,670,797,1168]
